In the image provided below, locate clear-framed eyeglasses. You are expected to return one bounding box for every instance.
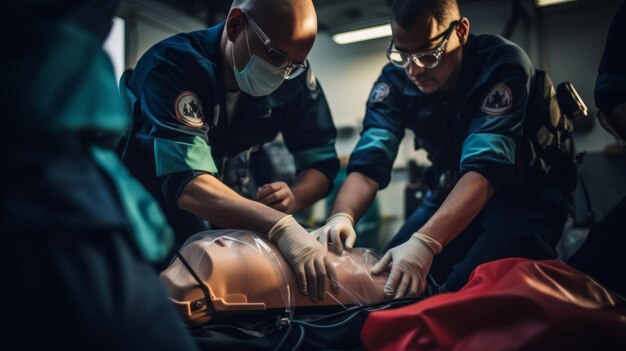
[387,20,460,69]
[244,13,308,80]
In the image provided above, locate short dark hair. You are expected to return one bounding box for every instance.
[391,0,459,28]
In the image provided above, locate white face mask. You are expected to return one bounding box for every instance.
[231,23,286,97]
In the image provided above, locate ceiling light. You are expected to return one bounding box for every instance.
[536,0,576,7]
[332,24,392,45]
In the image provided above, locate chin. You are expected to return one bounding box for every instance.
[415,81,440,94]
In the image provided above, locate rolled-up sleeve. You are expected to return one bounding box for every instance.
[153,136,217,177]
[460,65,529,189]
[348,65,406,189]
[141,65,217,203]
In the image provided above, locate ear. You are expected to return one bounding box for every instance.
[226,8,245,41]
[456,17,470,46]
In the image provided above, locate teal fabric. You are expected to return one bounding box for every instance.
[18,22,130,135]
[91,147,174,261]
[10,21,174,262]
[154,136,218,177]
[292,139,338,171]
[461,133,515,166]
[353,128,401,162]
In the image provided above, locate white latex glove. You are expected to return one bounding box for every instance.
[370,233,442,299]
[312,212,356,254]
[269,215,338,301]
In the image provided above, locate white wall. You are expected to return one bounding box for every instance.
[103,17,126,83]
[117,0,206,68]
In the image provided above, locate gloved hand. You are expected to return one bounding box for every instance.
[312,212,356,254]
[257,182,296,214]
[370,233,442,299]
[269,215,338,301]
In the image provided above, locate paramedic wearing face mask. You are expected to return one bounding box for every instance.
[314,0,577,298]
[120,0,339,301]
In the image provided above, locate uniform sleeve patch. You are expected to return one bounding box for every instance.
[370,82,390,103]
[306,68,318,91]
[174,91,204,127]
[481,83,513,115]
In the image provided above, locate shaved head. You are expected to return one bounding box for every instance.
[230,0,317,60]
[221,0,318,92]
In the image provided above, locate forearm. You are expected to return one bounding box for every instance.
[419,171,494,246]
[290,168,331,212]
[330,172,379,221]
[177,174,285,234]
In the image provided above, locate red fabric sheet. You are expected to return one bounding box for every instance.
[361,258,626,350]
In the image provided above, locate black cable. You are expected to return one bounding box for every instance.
[292,324,305,351]
[291,296,425,330]
[175,251,214,314]
[273,297,424,350]
[272,321,293,351]
[291,310,363,329]
[306,296,423,324]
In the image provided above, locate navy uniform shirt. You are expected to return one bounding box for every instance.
[349,34,576,199]
[595,1,626,115]
[121,23,339,229]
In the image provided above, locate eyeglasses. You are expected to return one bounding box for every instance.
[387,20,460,69]
[244,13,308,80]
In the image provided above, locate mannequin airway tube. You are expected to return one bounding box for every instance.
[175,251,213,314]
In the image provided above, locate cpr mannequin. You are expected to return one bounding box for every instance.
[160,230,388,325]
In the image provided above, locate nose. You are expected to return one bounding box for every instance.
[406,60,425,79]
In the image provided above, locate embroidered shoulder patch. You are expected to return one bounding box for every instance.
[370,82,390,103]
[174,91,204,127]
[306,68,318,91]
[481,83,513,115]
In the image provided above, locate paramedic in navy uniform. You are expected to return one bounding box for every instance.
[121,0,339,301]
[314,0,576,298]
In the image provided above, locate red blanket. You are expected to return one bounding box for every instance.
[361,258,626,350]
